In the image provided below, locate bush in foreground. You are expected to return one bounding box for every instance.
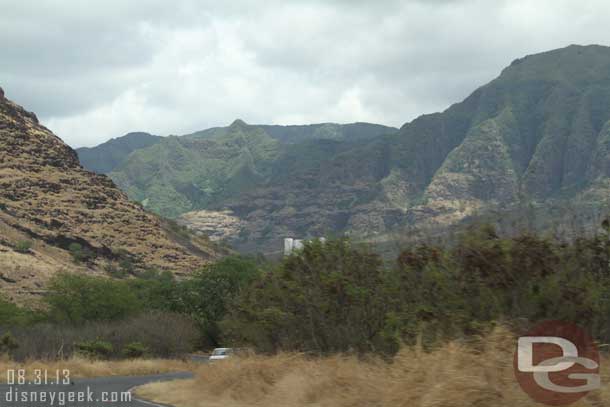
[221,239,389,354]
[221,222,610,355]
[177,256,262,346]
[123,342,149,358]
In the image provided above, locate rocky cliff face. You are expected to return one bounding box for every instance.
[220,45,610,251]
[0,88,221,301]
[387,45,610,231]
[77,45,610,254]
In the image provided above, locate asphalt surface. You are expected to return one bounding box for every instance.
[189,354,210,363]
[0,371,193,407]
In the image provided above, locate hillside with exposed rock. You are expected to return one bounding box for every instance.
[225,45,610,251]
[0,88,223,301]
[79,45,610,254]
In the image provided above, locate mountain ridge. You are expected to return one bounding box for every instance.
[77,121,397,175]
[76,132,163,174]
[77,45,610,253]
[77,121,397,221]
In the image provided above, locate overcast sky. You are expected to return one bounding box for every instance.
[1,0,609,147]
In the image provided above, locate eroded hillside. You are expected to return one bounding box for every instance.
[0,87,222,301]
[79,45,610,253]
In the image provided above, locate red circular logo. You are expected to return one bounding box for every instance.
[513,321,600,405]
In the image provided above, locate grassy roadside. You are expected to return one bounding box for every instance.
[135,327,610,407]
[0,357,195,382]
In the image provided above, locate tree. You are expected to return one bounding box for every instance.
[127,269,178,312]
[222,240,389,354]
[177,256,261,346]
[45,274,140,325]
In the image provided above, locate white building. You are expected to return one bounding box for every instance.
[283,237,326,256]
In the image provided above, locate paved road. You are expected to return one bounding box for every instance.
[0,371,193,406]
[189,354,210,363]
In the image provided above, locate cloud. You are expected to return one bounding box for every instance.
[1,0,610,147]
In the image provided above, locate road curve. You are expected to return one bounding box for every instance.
[0,371,193,407]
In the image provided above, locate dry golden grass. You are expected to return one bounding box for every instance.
[0,357,194,382]
[136,327,610,407]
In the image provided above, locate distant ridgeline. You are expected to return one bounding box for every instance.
[77,121,398,253]
[78,45,610,254]
[76,132,163,174]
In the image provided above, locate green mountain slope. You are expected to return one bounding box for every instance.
[83,45,610,253]
[259,122,396,144]
[103,120,397,220]
[76,132,162,174]
[109,120,280,218]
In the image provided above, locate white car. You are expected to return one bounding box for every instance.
[209,347,233,361]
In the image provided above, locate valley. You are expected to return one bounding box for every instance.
[79,45,610,254]
[2,4,610,403]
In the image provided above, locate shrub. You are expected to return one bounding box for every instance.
[75,339,113,359]
[119,258,135,275]
[111,248,135,275]
[0,297,41,326]
[68,243,96,264]
[222,240,387,354]
[123,342,148,358]
[220,221,610,355]
[0,332,18,353]
[14,240,32,253]
[46,274,140,325]
[119,312,199,357]
[104,263,127,279]
[5,312,199,360]
[165,219,191,240]
[126,269,180,312]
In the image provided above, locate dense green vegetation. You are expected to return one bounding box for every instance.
[0,256,260,359]
[0,297,42,327]
[3,217,610,360]
[86,121,396,221]
[46,274,142,324]
[177,256,262,345]
[109,121,283,218]
[220,220,610,354]
[76,132,162,174]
